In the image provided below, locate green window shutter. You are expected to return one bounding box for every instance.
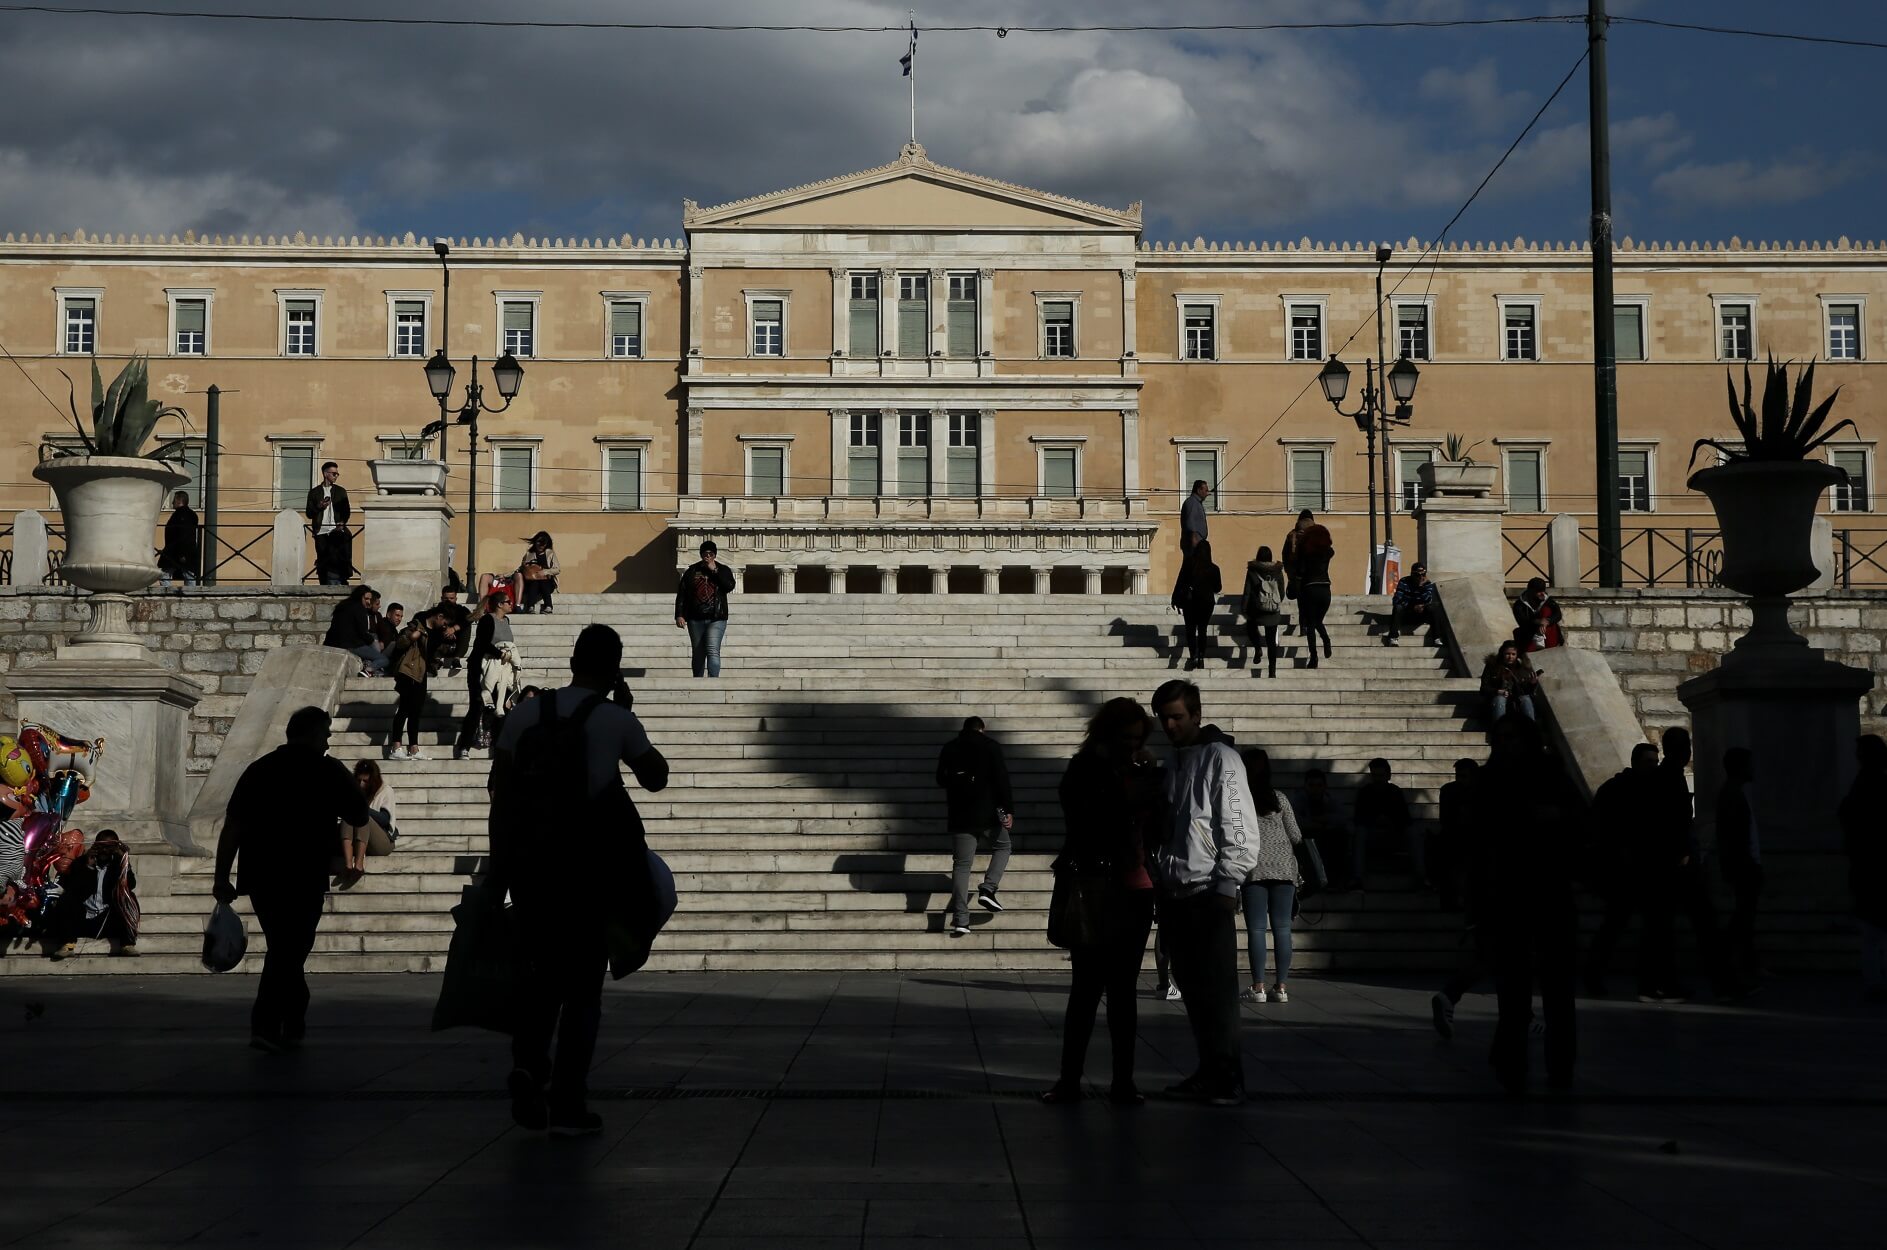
[848,450,880,496]
[605,447,642,510]
[1613,304,1644,361]
[947,299,976,357]
[1043,449,1077,498]
[1618,450,1647,478]
[1183,450,1217,509]
[611,302,640,338]
[750,447,784,496]
[278,445,313,505]
[1290,451,1325,510]
[946,448,978,496]
[496,447,533,510]
[502,303,533,331]
[849,301,879,356]
[1507,451,1542,512]
[176,301,207,332]
[898,298,928,357]
[898,448,928,495]
[285,299,313,316]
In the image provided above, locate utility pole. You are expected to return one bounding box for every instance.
[1375,249,1395,576]
[1589,0,1622,588]
[203,384,220,586]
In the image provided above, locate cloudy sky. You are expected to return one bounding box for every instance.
[0,0,1878,246]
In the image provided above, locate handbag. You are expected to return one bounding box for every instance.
[431,881,526,1034]
[1047,865,1111,950]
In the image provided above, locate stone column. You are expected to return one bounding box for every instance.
[359,493,454,619]
[829,408,849,496]
[978,410,996,499]
[976,270,995,364]
[777,564,798,594]
[878,268,896,358]
[929,566,948,595]
[928,268,949,357]
[1547,513,1582,589]
[685,407,705,497]
[1120,408,1141,499]
[1119,268,1138,367]
[270,509,305,586]
[686,266,705,374]
[1082,566,1104,595]
[1413,463,1504,579]
[877,566,898,595]
[1130,568,1150,595]
[825,564,848,594]
[11,509,47,586]
[829,269,847,355]
[981,566,1001,595]
[1032,568,1052,595]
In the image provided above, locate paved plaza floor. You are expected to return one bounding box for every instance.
[2,970,1884,1248]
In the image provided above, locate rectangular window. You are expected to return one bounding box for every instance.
[1613,303,1645,362]
[1396,303,1430,361]
[273,443,318,509]
[393,299,427,358]
[1182,449,1219,510]
[1618,449,1651,513]
[847,412,880,495]
[1398,448,1434,512]
[62,297,96,355]
[946,273,977,357]
[1288,449,1327,512]
[502,301,535,357]
[604,446,643,511]
[748,446,785,497]
[848,273,880,356]
[1832,448,1870,512]
[1505,449,1544,513]
[896,411,929,495]
[1503,304,1537,361]
[1829,303,1861,361]
[494,445,535,510]
[167,440,207,509]
[1719,303,1753,360]
[1042,447,1078,498]
[1042,301,1074,358]
[174,298,207,355]
[897,273,929,358]
[379,436,432,461]
[945,411,979,496]
[610,301,643,358]
[1182,303,1217,360]
[1288,304,1322,361]
[751,299,783,357]
[284,299,317,356]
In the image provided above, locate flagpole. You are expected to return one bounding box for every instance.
[908,11,917,144]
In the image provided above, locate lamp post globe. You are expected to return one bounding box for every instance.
[491,352,525,400]
[1388,354,1421,404]
[423,349,455,401]
[1317,355,1351,406]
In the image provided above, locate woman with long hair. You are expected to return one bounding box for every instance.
[1238,748,1305,1003]
[518,531,560,614]
[454,592,515,759]
[1241,545,1288,678]
[1043,697,1161,1105]
[339,759,399,886]
[1286,510,1335,667]
[1171,539,1223,671]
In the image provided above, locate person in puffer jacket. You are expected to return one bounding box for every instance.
[1150,679,1259,1106]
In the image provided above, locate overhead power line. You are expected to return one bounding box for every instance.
[1612,15,1887,53]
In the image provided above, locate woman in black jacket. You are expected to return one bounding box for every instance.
[1171,539,1222,671]
[1043,697,1161,1106]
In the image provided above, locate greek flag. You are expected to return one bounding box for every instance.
[900,20,916,76]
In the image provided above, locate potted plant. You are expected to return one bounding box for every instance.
[1689,357,1853,650]
[34,356,192,595]
[368,430,448,495]
[1419,433,1495,497]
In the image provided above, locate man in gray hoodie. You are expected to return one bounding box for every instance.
[1151,679,1259,1105]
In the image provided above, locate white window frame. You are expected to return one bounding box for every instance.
[1282,295,1328,362]
[1172,437,1227,511]
[1392,295,1435,362]
[895,271,931,358]
[1821,294,1866,362]
[1617,442,1657,514]
[381,290,432,359]
[1711,294,1758,363]
[1495,441,1550,514]
[1036,292,1080,359]
[1498,295,1543,362]
[1174,294,1222,361]
[943,410,981,497]
[944,271,979,358]
[1393,442,1440,513]
[1828,443,1872,513]
[267,435,324,510]
[602,291,650,360]
[845,411,883,496]
[1280,441,1334,513]
[164,288,214,358]
[596,436,653,511]
[494,291,542,359]
[739,434,793,498]
[1612,295,1651,363]
[373,433,435,462]
[1031,436,1086,498]
[743,289,789,359]
[54,286,103,356]
[275,288,324,358]
[486,438,541,511]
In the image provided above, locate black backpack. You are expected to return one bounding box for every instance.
[490,691,607,872]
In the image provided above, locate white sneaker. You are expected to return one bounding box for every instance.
[1165,984,1183,1002]
[948,920,969,937]
[1240,985,1266,1003]
[387,746,409,761]
[1270,985,1289,1004]
[406,748,428,761]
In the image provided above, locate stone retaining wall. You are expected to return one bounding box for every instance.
[1555,589,1887,740]
[0,588,339,798]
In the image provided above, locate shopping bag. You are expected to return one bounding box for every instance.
[200,901,248,972]
[604,849,677,980]
[1046,870,1110,950]
[431,883,525,1034]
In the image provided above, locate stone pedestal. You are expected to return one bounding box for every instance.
[7,659,205,856]
[11,508,47,587]
[1414,463,1504,579]
[271,509,307,586]
[1548,513,1582,589]
[359,495,454,614]
[1680,652,1872,851]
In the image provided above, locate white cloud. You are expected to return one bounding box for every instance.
[1652,156,1862,210]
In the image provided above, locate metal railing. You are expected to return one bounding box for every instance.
[0,523,67,587]
[1502,521,1887,590]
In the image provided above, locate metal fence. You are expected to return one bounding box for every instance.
[0,520,353,587]
[1503,522,1887,590]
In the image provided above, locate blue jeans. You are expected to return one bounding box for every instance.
[687,619,727,678]
[1490,693,1536,722]
[1240,880,1296,985]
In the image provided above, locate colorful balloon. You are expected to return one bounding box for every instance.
[0,736,32,789]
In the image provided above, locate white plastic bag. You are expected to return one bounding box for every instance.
[201,901,248,972]
[648,849,678,933]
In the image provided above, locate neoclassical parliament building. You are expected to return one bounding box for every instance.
[2,143,1883,593]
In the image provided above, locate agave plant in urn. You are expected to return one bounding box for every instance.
[1688,357,1853,657]
[32,356,193,656]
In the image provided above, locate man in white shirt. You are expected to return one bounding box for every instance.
[305,461,352,586]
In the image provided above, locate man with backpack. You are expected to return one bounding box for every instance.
[935,717,1014,936]
[489,624,670,1136]
[675,540,737,678]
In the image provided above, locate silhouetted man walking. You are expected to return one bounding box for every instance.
[935,716,1013,935]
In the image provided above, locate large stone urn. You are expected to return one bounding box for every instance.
[1687,459,1842,655]
[33,454,189,657]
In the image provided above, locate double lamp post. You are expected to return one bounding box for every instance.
[420,241,525,593]
[1315,245,1421,595]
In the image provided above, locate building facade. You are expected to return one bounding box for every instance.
[3,142,1883,593]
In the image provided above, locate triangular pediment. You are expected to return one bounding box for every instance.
[685,144,1141,232]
